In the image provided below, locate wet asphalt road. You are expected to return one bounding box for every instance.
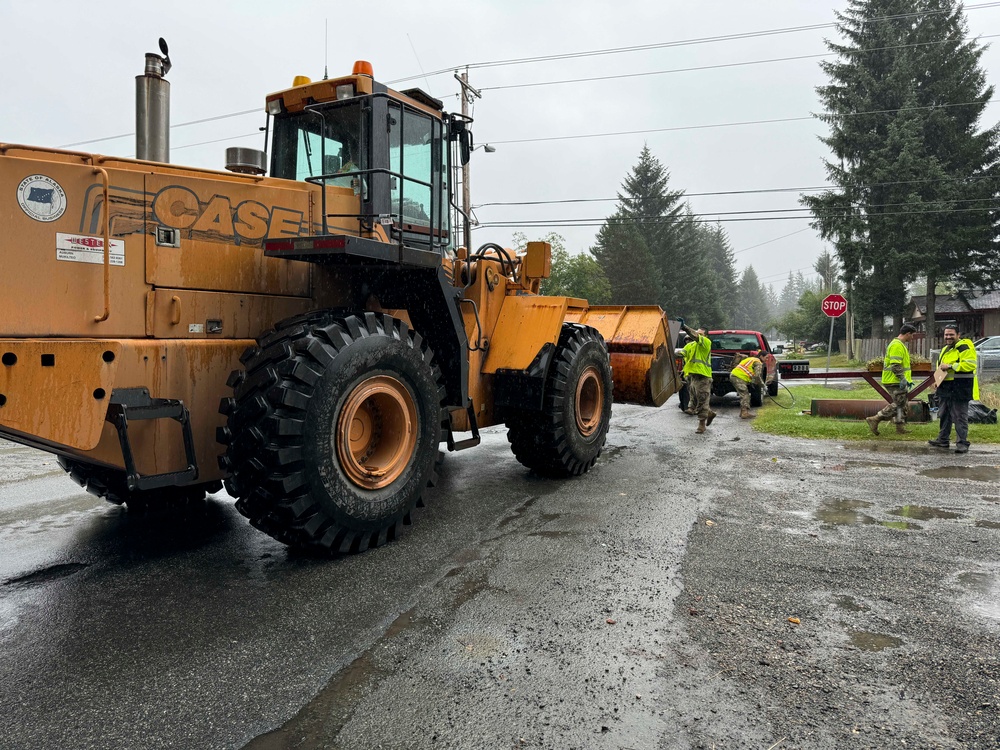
[1,399,999,749]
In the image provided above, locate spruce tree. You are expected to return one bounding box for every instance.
[804,0,1000,341]
[590,217,661,305]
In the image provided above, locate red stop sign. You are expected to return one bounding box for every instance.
[822,294,848,318]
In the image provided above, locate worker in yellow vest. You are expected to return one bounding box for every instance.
[681,323,717,433]
[929,324,979,454]
[730,351,765,419]
[866,323,916,436]
[680,334,702,416]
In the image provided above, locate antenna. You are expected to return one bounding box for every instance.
[323,19,328,79]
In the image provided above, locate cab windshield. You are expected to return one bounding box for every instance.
[270,102,365,188]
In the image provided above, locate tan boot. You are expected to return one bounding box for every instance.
[706,410,717,426]
[740,407,752,419]
[895,422,910,434]
[696,419,706,434]
[684,408,695,415]
[865,416,881,436]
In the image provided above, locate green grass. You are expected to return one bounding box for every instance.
[797,352,865,368]
[752,381,1000,443]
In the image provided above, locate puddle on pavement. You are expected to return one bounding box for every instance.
[848,630,904,651]
[844,460,896,470]
[815,499,876,526]
[833,595,868,612]
[527,530,577,539]
[497,495,541,528]
[243,652,385,750]
[889,505,962,521]
[880,520,922,530]
[450,547,483,565]
[919,466,1000,482]
[455,632,504,658]
[957,572,995,595]
[384,606,421,639]
[956,573,1000,621]
[453,576,489,608]
[975,520,1000,530]
[4,562,89,587]
[602,445,628,460]
[840,442,924,453]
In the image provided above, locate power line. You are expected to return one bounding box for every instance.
[474,173,1000,209]
[387,2,1000,85]
[486,98,1000,145]
[478,34,1000,93]
[51,3,1000,151]
[59,108,261,149]
[477,203,1000,228]
[734,228,811,255]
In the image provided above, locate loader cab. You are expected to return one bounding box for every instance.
[267,65,455,254]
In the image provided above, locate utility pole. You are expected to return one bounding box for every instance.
[455,68,481,251]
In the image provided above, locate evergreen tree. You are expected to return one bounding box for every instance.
[734,267,771,331]
[803,0,1000,341]
[814,250,842,294]
[704,222,738,325]
[617,145,687,279]
[590,218,661,305]
[668,211,726,325]
[778,272,800,317]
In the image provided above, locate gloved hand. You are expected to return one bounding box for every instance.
[677,317,685,327]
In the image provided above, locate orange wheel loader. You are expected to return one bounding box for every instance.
[0,44,682,554]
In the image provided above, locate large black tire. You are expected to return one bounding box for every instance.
[218,311,445,555]
[750,385,764,407]
[58,456,222,512]
[767,380,779,398]
[506,324,613,477]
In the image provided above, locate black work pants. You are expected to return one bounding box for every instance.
[937,395,970,447]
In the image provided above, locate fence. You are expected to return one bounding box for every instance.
[851,337,944,361]
[854,337,997,375]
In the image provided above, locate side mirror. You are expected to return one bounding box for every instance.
[460,130,472,166]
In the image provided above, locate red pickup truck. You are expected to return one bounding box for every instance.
[677,329,780,409]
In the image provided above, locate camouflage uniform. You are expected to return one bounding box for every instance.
[681,324,716,431]
[681,339,702,415]
[729,356,764,414]
[866,333,913,436]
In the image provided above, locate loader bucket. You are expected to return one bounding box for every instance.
[566,306,681,407]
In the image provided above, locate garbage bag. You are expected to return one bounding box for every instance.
[968,400,998,425]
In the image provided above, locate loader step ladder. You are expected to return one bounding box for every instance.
[446,403,481,452]
[105,387,199,492]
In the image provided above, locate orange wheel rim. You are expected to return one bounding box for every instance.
[336,375,417,490]
[575,366,603,437]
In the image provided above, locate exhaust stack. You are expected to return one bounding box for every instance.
[136,38,171,163]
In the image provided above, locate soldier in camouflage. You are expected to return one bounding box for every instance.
[681,324,717,433]
[866,323,916,436]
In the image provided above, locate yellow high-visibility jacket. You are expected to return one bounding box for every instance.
[881,338,911,386]
[684,335,712,378]
[937,338,979,400]
[731,356,763,385]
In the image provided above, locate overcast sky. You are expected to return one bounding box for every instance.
[3,0,999,293]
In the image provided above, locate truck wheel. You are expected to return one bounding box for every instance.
[506,324,612,478]
[750,385,764,407]
[767,380,778,398]
[57,457,222,512]
[218,311,444,555]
